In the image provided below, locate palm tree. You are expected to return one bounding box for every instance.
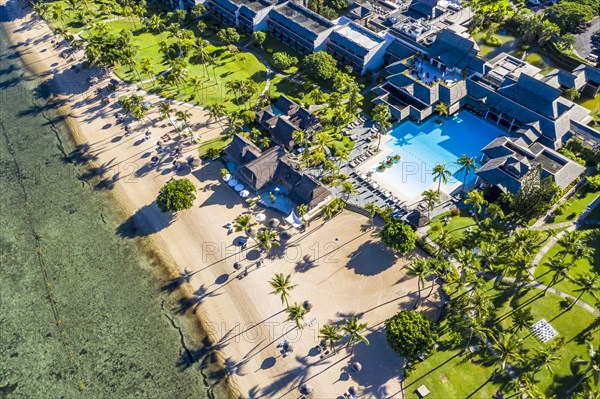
[49,2,67,31]
[256,229,279,252]
[158,101,173,123]
[558,230,586,260]
[464,190,488,225]
[490,333,524,374]
[175,109,192,131]
[486,203,505,222]
[432,163,451,194]
[406,257,431,309]
[286,303,307,329]
[365,202,378,226]
[456,154,478,193]
[188,76,203,100]
[572,272,600,308]
[568,342,600,394]
[234,214,256,234]
[206,103,226,129]
[308,88,327,104]
[341,315,369,353]
[341,181,356,200]
[435,102,448,117]
[319,325,342,353]
[531,346,561,380]
[421,189,439,221]
[297,204,308,219]
[372,104,392,151]
[511,307,533,332]
[292,130,305,147]
[543,256,572,294]
[269,273,296,307]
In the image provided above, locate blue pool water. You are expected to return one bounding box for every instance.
[258,185,294,215]
[374,111,505,199]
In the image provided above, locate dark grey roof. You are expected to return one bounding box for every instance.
[223,134,261,165]
[497,73,563,119]
[238,145,288,190]
[349,2,373,19]
[542,69,577,89]
[409,0,442,18]
[386,40,417,62]
[256,96,319,148]
[573,64,600,86]
[427,29,478,70]
[271,1,334,36]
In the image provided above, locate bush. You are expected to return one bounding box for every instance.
[156,178,196,213]
[272,52,298,71]
[385,311,438,362]
[266,48,273,54]
[450,208,460,217]
[482,32,502,47]
[587,174,600,191]
[380,220,417,254]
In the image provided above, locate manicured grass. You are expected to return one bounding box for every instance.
[427,211,478,242]
[535,227,600,307]
[87,20,267,112]
[268,75,306,103]
[252,35,302,75]
[549,186,600,224]
[198,135,233,158]
[43,0,120,34]
[406,282,600,398]
[493,285,600,396]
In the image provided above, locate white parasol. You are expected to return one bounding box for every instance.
[222,174,231,182]
[239,190,249,198]
[256,213,266,222]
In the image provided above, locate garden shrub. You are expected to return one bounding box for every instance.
[266,48,273,54]
[451,208,460,217]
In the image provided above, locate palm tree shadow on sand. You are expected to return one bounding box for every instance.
[346,241,398,276]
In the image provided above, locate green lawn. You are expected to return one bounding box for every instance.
[535,227,600,307]
[406,283,600,398]
[198,135,233,158]
[251,35,302,75]
[268,75,306,104]
[427,211,478,242]
[549,186,600,224]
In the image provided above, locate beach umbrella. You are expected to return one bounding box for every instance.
[302,300,313,311]
[256,213,266,222]
[285,343,294,353]
[222,174,231,182]
[299,384,313,395]
[348,386,357,396]
[268,218,280,228]
[188,157,201,168]
[233,262,241,270]
[228,178,238,187]
[248,226,259,238]
[351,362,362,372]
[239,190,250,198]
[234,184,244,192]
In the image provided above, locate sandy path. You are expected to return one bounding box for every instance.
[1,2,442,397]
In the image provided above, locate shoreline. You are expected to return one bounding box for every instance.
[0,2,236,398]
[1,2,440,398]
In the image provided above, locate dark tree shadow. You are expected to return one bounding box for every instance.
[346,240,397,275]
[116,203,174,238]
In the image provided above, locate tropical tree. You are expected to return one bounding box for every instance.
[406,257,431,309]
[531,346,561,380]
[572,273,600,308]
[456,154,478,193]
[380,219,417,254]
[464,190,488,225]
[490,333,524,374]
[206,103,226,129]
[156,179,196,213]
[158,101,173,123]
[543,256,572,294]
[256,229,280,252]
[297,204,308,219]
[435,102,448,117]
[234,214,256,234]
[341,180,356,200]
[286,302,307,329]
[269,273,296,307]
[421,189,439,221]
[308,88,327,104]
[568,342,600,394]
[432,163,451,194]
[371,104,392,151]
[341,315,369,353]
[252,31,266,48]
[385,310,437,362]
[486,203,505,222]
[319,324,342,353]
[511,307,534,332]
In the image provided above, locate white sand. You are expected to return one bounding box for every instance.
[0,3,443,397]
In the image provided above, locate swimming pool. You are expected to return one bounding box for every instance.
[372,111,505,200]
[258,185,294,215]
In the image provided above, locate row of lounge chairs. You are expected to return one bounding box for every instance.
[351,172,408,216]
[349,148,375,168]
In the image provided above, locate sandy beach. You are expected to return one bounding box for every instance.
[0,1,443,397]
